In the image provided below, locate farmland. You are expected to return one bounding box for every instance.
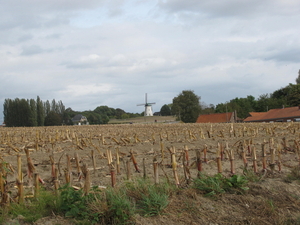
[1,122,300,224]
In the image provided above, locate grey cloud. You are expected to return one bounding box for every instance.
[18,34,34,42]
[0,0,106,31]
[21,45,44,55]
[157,0,300,19]
[264,48,300,63]
[45,33,62,39]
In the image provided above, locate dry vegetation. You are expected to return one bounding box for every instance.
[1,122,300,224]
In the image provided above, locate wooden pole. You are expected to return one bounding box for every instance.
[228,144,235,174]
[171,147,180,186]
[34,173,39,198]
[16,178,24,204]
[242,141,248,168]
[84,169,91,195]
[143,158,147,179]
[195,149,202,176]
[277,143,282,172]
[49,154,56,180]
[252,146,258,173]
[203,145,208,163]
[153,157,159,184]
[184,145,189,166]
[116,147,121,175]
[91,150,96,174]
[17,154,22,182]
[216,144,222,174]
[130,149,140,173]
[74,153,81,176]
[126,160,131,180]
[110,164,116,188]
[262,143,267,171]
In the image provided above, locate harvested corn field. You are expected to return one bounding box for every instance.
[1,122,300,224]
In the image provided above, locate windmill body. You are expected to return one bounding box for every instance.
[137,93,155,116]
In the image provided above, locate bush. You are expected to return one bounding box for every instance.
[125,178,172,217]
[7,189,59,223]
[193,173,249,197]
[105,187,134,224]
[58,184,105,224]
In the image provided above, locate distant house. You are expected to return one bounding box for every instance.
[72,114,88,125]
[196,111,238,123]
[153,112,161,116]
[244,106,300,123]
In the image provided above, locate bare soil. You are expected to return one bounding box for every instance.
[1,122,300,224]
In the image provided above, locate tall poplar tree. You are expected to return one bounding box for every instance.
[36,96,44,126]
[296,69,300,84]
[29,98,37,126]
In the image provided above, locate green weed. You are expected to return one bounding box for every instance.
[105,187,134,224]
[125,178,171,217]
[8,188,59,223]
[193,173,249,197]
[58,184,104,224]
[243,168,261,182]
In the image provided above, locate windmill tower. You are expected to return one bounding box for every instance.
[137,93,155,116]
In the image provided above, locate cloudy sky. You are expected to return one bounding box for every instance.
[1,0,300,123]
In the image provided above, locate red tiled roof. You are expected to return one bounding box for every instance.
[244,106,300,122]
[243,112,268,122]
[196,112,233,123]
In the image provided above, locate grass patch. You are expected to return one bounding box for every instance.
[6,188,59,223]
[105,187,134,224]
[193,173,249,197]
[58,184,106,224]
[125,178,172,217]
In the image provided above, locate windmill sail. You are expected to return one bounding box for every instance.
[137,93,155,116]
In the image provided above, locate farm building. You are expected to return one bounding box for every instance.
[196,111,238,123]
[244,106,300,122]
[72,114,88,125]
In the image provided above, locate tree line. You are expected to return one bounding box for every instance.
[160,70,300,122]
[3,97,68,127]
[3,97,141,127]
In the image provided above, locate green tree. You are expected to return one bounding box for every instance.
[288,84,300,106]
[200,103,215,115]
[86,113,102,125]
[29,99,37,126]
[115,108,126,119]
[255,94,270,112]
[36,96,44,126]
[21,99,33,126]
[160,104,171,116]
[44,100,51,117]
[44,111,62,126]
[296,69,300,84]
[94,106,115,118]
[270,83,300,108]
[215,96,256,119]
[3,99,13,126]
[172,90,201,123]
[121,113,130,119]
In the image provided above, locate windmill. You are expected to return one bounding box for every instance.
[137,93,156,116]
